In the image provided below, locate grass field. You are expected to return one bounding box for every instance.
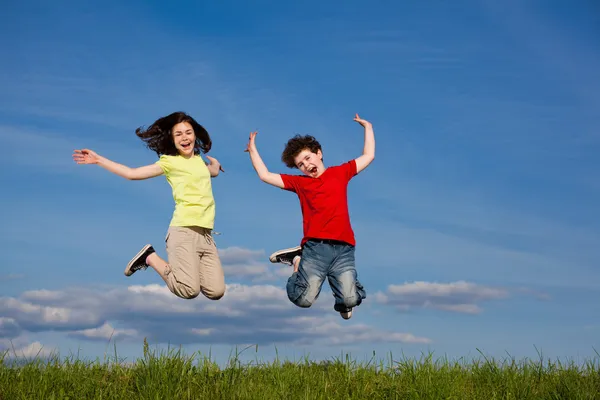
[1,340,599,399]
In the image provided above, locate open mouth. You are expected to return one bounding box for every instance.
[308,166,317,174]
[181,142,192,150]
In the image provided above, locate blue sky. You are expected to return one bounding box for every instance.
[1,0,599,364]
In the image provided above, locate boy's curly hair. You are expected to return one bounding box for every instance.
[281,135,322,169]
[135,111,212,157]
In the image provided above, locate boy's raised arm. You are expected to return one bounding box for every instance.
[245,131,285,189]
[353,113,375,174]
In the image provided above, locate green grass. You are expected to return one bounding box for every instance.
[1,340,599,399]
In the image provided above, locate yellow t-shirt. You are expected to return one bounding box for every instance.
[156,154,215,229]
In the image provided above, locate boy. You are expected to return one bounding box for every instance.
[245,114,375,319]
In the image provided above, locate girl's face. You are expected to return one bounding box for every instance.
[293,148,325,178]
[171,122,196,157]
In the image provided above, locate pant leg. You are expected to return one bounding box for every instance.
[286,241,330,308]
[327,244,366,312]
[164,226,202,299]
[193,227,225,300]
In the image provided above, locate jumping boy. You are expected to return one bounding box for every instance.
[245,114,375,319]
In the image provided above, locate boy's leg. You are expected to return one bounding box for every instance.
[286,241,329,308]
[269,246,302,265]
[130,227,202,300]
[194,227,225,300]
[327,244,366,319]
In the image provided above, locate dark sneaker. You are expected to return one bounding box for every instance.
[269,246,302,265]
[124,244,155,276]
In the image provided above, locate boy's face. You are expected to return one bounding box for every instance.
[294,148,325,178]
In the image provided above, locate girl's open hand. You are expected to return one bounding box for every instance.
[205,155,225,172]
[73,149,100,165]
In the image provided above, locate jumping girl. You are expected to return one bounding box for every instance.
[73,111,226,301]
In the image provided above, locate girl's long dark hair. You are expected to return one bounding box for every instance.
[135,111,212,156]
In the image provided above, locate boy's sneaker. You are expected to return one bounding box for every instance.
[269,246,302,266]
[124,244,155,276]
[340,309,353,320]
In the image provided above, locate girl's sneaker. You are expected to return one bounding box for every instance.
[124,244,155,276]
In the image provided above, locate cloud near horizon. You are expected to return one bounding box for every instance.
[0,333,57,360]
[0,280,432,349]
[0,242,548,358]
[374,280,535,314]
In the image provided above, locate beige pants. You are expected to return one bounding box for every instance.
[164,226,225,300]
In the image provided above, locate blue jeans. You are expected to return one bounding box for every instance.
[286,240,366,312]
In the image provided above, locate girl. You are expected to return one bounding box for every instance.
[73,111,226,301]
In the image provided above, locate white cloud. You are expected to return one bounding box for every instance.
[69,322,138,341]
[8,341,57,359]
[0,282,431,347]
[375,280,509,314]
[0,334,57,360]
[388,281,507,299]
[0,296,102,330]
[287,317,430,345]
[190,328,214,336]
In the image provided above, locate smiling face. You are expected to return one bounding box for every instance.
[293,148,325,177]
[171,121,196,157]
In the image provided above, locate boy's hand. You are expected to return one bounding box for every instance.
[206,155,225,172]
[244,131,258,153]
[73,149,100,165]
[353,113,372,128]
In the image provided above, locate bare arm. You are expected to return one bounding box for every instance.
[205,155,225,177]
[353,114,375,173]
[244,131,285,189]
[73,149,163,180]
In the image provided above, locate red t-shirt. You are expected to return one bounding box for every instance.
[280,160,358,247]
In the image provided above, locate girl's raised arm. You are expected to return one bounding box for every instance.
[73,149,163,180]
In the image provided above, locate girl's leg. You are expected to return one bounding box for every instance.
[160,227,203,299]
[146,252,170,282]
[123,243,175,284]
[193,227,225,300]
[125,227,203,299]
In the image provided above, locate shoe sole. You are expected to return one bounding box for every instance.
[340,310,353,320]
[269,246,302,263]
[124,244,152,276]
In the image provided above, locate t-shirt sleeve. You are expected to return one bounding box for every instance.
[155,155,171,175]
[342,159,358,182]
[280,174,300,193]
